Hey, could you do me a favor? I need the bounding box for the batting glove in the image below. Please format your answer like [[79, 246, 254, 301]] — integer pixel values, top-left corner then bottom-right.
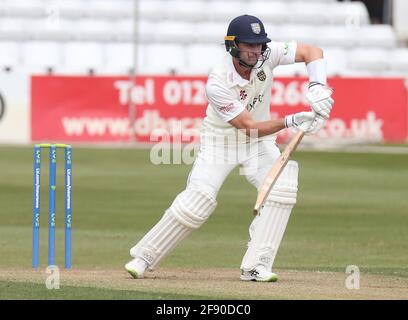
[[285, 111, 316, 135], [306, 82, 334, 119]]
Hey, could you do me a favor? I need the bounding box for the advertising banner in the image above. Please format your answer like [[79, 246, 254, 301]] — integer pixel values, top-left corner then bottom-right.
[[31, 76, 408, 144]]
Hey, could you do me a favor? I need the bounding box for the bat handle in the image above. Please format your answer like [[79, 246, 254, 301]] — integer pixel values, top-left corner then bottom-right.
[[253, 204, 261, 216]]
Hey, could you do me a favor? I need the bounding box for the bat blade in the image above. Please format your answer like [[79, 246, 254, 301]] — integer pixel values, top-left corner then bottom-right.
[[253, 130, 305, 215]]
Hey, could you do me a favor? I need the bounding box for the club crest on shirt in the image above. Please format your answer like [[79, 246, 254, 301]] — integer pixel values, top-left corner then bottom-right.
[[251, 23, 261, 34], [239, 90, 247, 100], [256, 69, 266, 81]]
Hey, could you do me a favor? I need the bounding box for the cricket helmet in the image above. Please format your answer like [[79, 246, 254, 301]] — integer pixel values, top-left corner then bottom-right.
[[224, 15, 271, 68]]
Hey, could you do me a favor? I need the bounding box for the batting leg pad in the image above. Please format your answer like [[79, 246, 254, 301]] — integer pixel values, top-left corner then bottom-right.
[[241, 160, 298, 271], [130, 188, 217, 269]]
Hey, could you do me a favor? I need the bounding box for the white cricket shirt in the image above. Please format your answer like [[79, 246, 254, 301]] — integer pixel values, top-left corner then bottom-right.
[[203, 41, 297, 139]]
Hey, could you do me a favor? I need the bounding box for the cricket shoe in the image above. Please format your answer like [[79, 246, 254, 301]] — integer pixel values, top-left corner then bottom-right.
[[125, 257, 148, 279], [240, 266, 278, 282]]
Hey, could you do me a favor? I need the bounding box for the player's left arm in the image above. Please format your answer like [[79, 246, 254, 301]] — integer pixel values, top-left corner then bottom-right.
[[295, 43, 324, 65], [295, 43, 335, 119]]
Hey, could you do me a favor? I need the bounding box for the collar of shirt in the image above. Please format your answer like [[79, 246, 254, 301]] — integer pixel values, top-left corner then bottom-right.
[[225, 54, 257, 89]]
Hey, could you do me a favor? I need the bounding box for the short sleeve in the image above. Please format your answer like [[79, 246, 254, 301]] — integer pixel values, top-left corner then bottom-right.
[[205, 75, 245, 122], [268, 41, 297, 68]]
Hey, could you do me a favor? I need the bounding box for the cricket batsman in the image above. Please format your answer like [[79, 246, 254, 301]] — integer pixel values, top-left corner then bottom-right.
[[126, 14, 334, 282]]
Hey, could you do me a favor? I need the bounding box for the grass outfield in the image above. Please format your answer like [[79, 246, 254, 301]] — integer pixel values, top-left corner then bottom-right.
[[0, 280, 211, 300], [0, 146, 407, 299]]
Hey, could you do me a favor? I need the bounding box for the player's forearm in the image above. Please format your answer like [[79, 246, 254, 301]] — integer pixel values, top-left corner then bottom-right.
[[240, 119, 286, 137], [295, 43, 327, 85], [229, 110, 286, 137]]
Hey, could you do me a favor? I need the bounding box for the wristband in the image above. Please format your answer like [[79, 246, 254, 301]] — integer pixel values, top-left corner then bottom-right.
[[284, 114, 294, 128], [307, 58, 327, 85]]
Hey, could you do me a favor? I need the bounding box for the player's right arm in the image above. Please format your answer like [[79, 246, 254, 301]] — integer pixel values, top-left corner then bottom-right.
[[229, 110, 320, 137], [205, 75, 315, 137], [228, 110, 285, 137]]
